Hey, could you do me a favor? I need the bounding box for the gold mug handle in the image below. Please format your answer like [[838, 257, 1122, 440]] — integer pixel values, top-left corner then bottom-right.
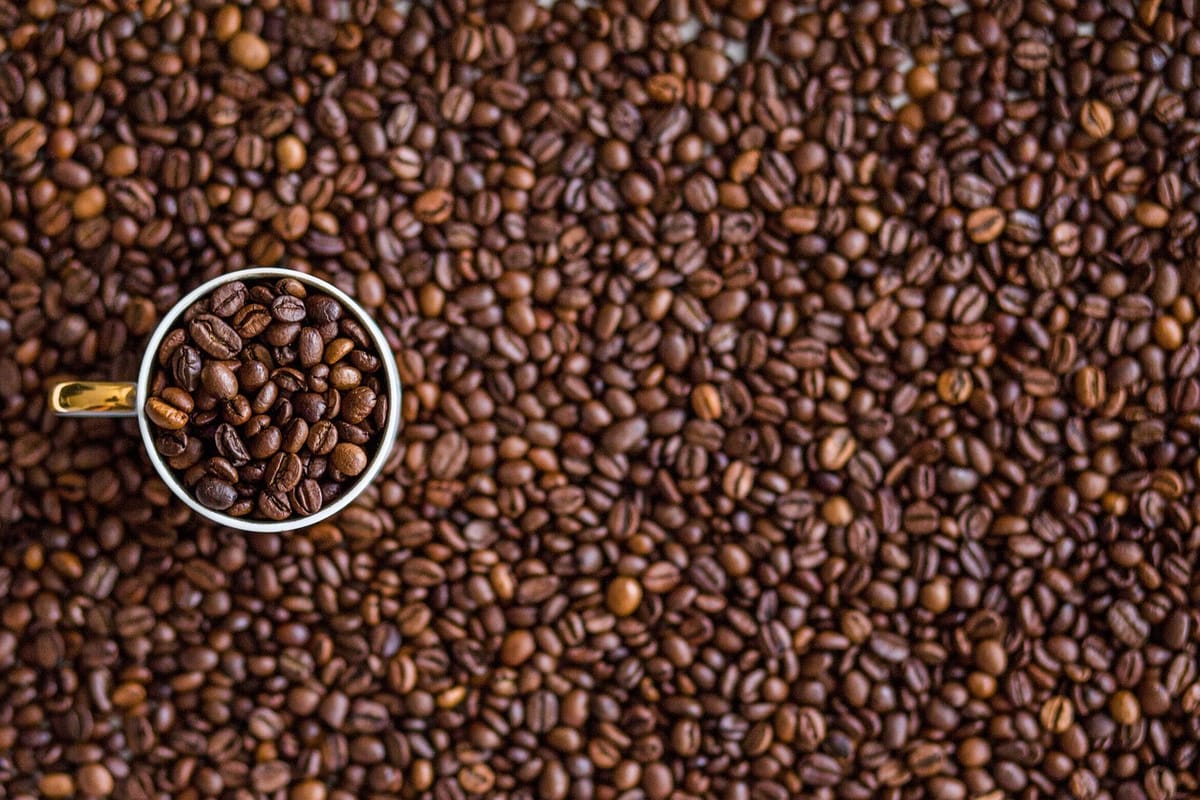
[[49, 381, 138, 416]]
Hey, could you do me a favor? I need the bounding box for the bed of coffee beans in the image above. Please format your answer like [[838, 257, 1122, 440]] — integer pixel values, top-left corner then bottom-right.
[[144, 278, 390, 521], [4, 0, 1200, 798]]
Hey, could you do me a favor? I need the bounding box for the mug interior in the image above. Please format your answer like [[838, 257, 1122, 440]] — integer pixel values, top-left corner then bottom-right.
[[136, 267, 402, 533]]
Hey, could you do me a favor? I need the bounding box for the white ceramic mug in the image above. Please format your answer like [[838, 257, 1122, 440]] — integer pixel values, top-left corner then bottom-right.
[[48, 267, 402, 533]]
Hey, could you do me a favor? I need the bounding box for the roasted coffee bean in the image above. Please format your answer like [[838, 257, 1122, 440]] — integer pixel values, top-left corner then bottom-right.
[[331, 443, 368, 476], [1040, 696, 1075, 733], [643, 562, 682, 594], [209, 281, 248, 317], [298, 327, 324, 367], [194, 477, 237, 511], [214, 424, 251, 466], [271, 294, 307, 323], [248, 426, 283, 460], [1075, 366, 1106, 409], [340, 386, 376, 424], [282, 418, 309, 454], [264, 321, 301, 347], [154, 430, 188, 457], [200, 361, 238, 400], [1108, 600, 1151, 648], [257, 490, 292, 521], [606, 576, 643, 616], [145, 397, 189, 430], [307, 420, 339, 455], [233, 304, 272, 338], [1080, 99, 1114, 138], [265, 452, 303, 493], [188, 314, 243, 359], [290, 478, 323, 516], [170, 345, 203, 392], [966, 207, 1005, 243], [293, 392, 328, 423], [1013, 39, 1051, 71]]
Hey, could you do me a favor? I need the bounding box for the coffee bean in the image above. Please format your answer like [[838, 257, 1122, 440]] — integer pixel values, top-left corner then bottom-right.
[[155, 430, 188, 458], [814, 428, 855, 473], [340, 385, 376, 424], [789, 706, 826, 752], [950, 176, 994, 212], [402, 558, 446, 588], [170, 345, 203, 391], [194, 477, 237, 511], [331, 443, 368, 476], [145, 397, 189, 430], [200, 361, 238, 400], [1013, 39, 1051, 71], [250, 761, 290, 793], [306, 294, 342, 322], [229, 31, 271, 71], [76, 764, 114, 796], [907, 742, 947, 778], [213, 423, 250, 466], [722, 460, 755, 499], [937, 368, 973, 405], [1080, 99, 1114, 138], [1109, 600, 1151, 648], [293, 391, 328, 423], [1027, 249, 1064, 290], [5, 118, 48, 164], [1075, 366, 1106, 409], [602, 417, 647, 453], [459, 764, 495, 794], [430, 431, 469, 480], [290, 478, 323, 516], [188, 314, 243, 359], [414, 188, 453, 223], [799, 754, 843, 786], [257, 490, 292, 521], [606, 576, 642, 616], [691, 383, 722, 420], [1111, 690, 1141, 725], [233, 304, 272, 338], [297, 327, 324, 367], [306, 420, 339, 455], [265, 452, 303, 493], [1040, 695, 1075, 733], [966, 206, 1005, 243], [642, 562, 681, 594], [37, 774, 74, 798], [210, 281, 247, 317], [264, 321, 301, 347], [248, 425, 283, 460], [500, 629, 535, 666], [271, 294, 307, 323]]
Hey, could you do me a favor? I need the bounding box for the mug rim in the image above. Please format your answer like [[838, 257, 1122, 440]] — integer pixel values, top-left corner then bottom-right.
[[136, 267, 402, 533]]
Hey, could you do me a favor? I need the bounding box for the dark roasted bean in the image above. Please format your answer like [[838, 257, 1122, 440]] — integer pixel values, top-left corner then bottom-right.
[[188, 314, 243, 359]]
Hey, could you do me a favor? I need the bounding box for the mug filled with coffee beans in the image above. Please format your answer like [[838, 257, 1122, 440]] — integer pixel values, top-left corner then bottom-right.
[[49, 268, 402, 533]]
